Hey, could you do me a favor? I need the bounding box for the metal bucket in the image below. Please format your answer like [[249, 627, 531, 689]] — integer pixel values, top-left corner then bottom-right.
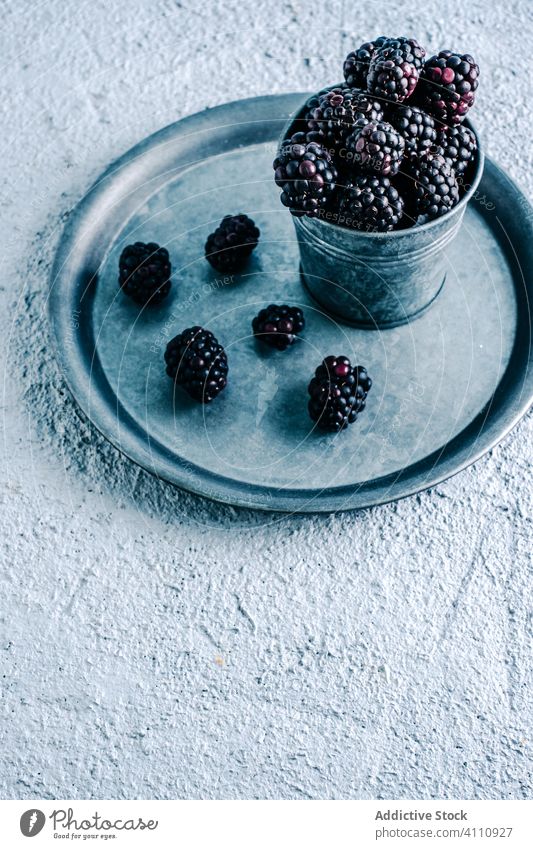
[[283, 95, 484, 328]]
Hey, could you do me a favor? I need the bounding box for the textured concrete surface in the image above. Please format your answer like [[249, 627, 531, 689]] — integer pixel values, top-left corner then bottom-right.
[[1, 0, 532, 800]]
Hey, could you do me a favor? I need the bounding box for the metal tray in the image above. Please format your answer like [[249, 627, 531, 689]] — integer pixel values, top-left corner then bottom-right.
[[49, 93, 533, 513]]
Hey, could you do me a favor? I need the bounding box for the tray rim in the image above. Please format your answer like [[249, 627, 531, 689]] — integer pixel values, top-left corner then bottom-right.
[[48, 93, 533, 513]]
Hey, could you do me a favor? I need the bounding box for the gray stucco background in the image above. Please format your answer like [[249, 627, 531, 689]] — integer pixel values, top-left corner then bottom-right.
[[1, 0, 532, 800]]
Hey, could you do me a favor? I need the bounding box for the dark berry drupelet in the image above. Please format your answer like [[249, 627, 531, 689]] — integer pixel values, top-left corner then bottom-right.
[[387, 104, 436, 158], [367, 37, 425, 104], [205, 214, 259, 273], [435, 125, 477, 175], [411, 154, 460, 223], [346, 120, 405, 176], [273, 139, 338, 217], [164, 326, 228, 403], [339, 174, 404, 232], [308, 356, 372, 432], [305, 86, 383, 149], [418, 51, 479, 125], [118, 242, 171, 305], [343, 37, 388, 89], [252, 305, 305, 351]]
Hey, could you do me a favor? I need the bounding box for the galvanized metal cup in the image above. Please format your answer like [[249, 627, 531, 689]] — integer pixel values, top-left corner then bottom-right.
[[282, 95, 484, 328]]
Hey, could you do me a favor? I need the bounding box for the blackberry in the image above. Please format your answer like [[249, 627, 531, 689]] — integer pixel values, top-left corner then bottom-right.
[[380, 37, 426, 70], [305, 86, 383, 150], [411, 154, 460, 223], [273, 139, 338, 217], [164, 326, 228, 403], [339, 174, 404, 232], [205, 214, 260, 273], [387, 104, 436, 158], [118, 242, 171, 305], [418, 51, 479, 125], [252, 304, 305, 350], [435, 125, 477, 175], [367, 37, 425, 103], [343, 37, 388, 89], [308, 356, 372, 432], [346, 120, 405, 176]]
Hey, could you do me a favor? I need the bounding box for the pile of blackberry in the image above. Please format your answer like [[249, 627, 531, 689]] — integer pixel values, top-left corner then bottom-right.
[[161, 315, 373, 436], [117, 39, 481, 434], [118, 234, 373, 430], [274, 36, 480, 228]]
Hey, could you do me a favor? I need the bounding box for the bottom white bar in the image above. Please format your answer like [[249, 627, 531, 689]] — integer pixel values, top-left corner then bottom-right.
[[2, 799, 531, 848]]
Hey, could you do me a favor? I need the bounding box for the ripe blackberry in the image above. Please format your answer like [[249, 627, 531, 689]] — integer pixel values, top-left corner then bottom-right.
[[343, 37, 388, 88], [305, 86, 383, 149], [339, 174, 404, 232], [346, 120, 405, 176], [252, 305, 305, 350], [387, 104, 436, 158], [164, 326, 228, 403], [273, 139, 338, 217], [435, 125, 477, 175], [308, 356, 372, 432], [381, 36, 426, 70], [205, 214, 259, 273], [418, 51, 479, 124], [367, 37, 425, 103], [118, 242, 171, 305], [411, 154, 460, 223]]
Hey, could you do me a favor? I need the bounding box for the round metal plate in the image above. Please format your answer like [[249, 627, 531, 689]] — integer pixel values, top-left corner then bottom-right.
[[49, 93, 533, 513]]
